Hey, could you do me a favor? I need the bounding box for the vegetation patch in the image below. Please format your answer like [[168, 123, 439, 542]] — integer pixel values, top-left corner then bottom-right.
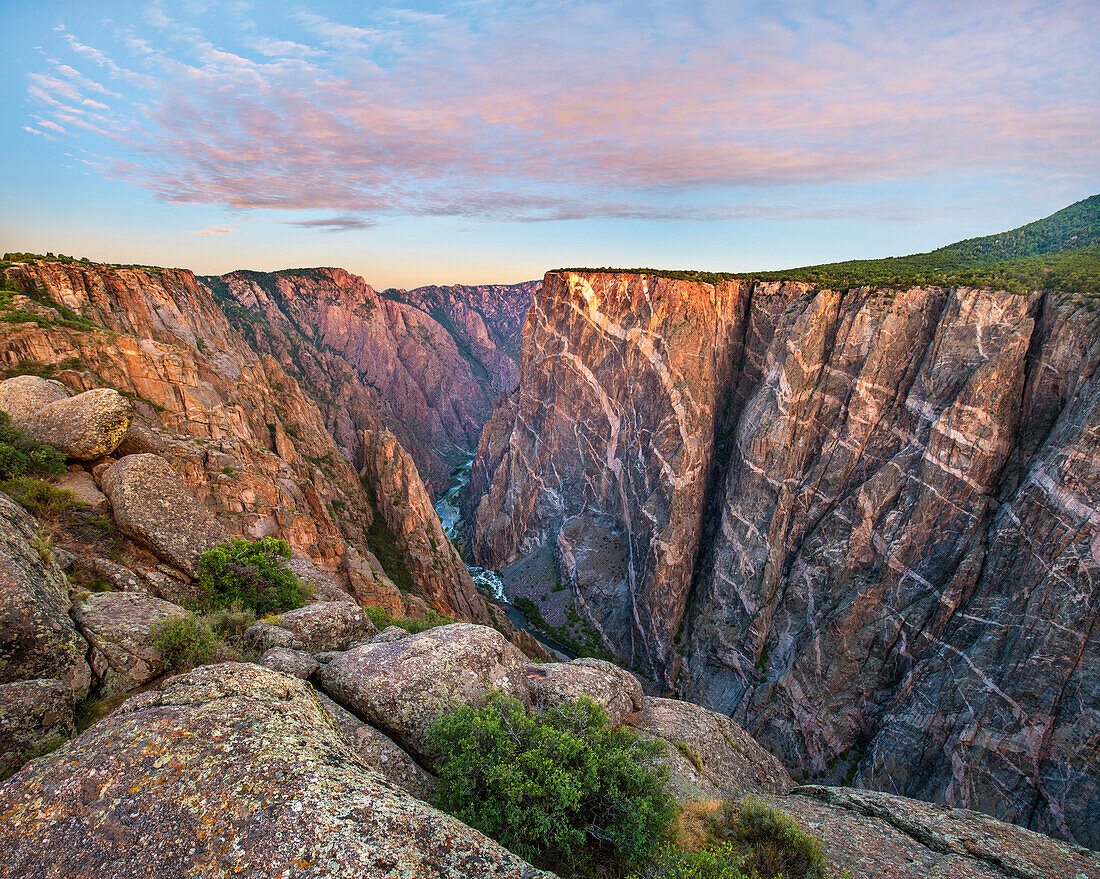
[[363, 604, 455, 634], [0, 413, 66, 481], [196, 537, 310, 615], [430, 692, 674, 877], [359, 475, 419, 595], [150, 613, 216, 669]]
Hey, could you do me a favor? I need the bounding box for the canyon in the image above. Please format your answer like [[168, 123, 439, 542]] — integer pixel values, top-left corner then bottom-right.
[[468, 197, 1100, 848], [0, 194, 1097, 873]]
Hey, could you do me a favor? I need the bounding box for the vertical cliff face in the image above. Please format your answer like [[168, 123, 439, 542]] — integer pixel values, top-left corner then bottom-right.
[[0, 260, 489, 623], [469, 269, 1100, 847], [203, 270, 537, 496]]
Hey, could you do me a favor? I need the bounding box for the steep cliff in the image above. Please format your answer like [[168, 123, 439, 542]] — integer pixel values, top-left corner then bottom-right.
[[203, 269, 537, 495], [0, 259, 488, 623], [469, 205, 1100, 847]]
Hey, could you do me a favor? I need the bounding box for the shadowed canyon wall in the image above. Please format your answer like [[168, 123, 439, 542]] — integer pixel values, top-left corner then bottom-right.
[[469, 270, 1100, 847]]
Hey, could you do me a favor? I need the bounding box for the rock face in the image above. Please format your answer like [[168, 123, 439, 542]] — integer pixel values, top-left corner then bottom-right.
[[0, 663, 555, 879], [470, 270, 1100, 848], [258, 646, 319, 679], [318, 623, 530, 761], [204, 269, 538, 495], [71, 592, 188, 698], [637, 697, 794, 803], [274, 601, 376, 653], [22, 388, 131, 460], [0, 680, 74, 780], [526, 658, 644, 727], [100, 453, 227, 576], [0, 492, 91, 700], [0, 375, 69, 423]]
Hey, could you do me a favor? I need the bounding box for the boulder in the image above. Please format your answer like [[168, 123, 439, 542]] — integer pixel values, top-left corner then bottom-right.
[[89, 558, 145, 593], [54, 470, 109, 514], [0, 679, 74, 780], [285, 556, 357, 605], [317, 692, 438, 802], [0, 663, 555, 879], [275, 601, 375, 653], [71, 592, 188, 698], [258, 647, 319, 680], [778, 786, 1100, 879], [100, 454, 226, 576], [318, 623, 530, 761], [526, 657, 644, 727], [23, 388, 131, 460], [0, 375, 69, 425], [0, 492, 91, 700], [243, 622, 305, 654], [114, 417, 165, 457], [637, 697, 794, 803], [372, 625, 413, 644]]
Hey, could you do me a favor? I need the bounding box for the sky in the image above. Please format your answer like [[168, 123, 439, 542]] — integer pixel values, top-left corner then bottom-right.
[[1, 0, 1098, 289]]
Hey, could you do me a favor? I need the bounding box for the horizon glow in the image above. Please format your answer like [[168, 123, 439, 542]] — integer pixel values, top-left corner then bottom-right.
[[2, 0, 1098, 289]]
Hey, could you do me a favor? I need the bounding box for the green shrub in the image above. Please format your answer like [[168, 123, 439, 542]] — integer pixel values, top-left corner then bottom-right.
[[204, 599, 256, 637], [635, 841, 747, 879], [429, 692, 674, 876], [727, 797, 826, 879], [0, 476, 83, 517], [363, 605, 455, 634], [196, 537, 309, 615], [150, 613, 216, 669], [0, 413, 66, 481]]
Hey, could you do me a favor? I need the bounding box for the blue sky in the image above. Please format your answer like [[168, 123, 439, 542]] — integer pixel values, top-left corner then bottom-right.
[[2, 0, 1098, 288]]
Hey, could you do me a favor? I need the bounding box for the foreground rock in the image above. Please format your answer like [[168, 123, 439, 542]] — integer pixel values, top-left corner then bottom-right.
[[780, 786, 1100, 879], [638, 697, 794, 803], [274, 601, 375, 653], [71, 592, 188, 698], [0, 492, 91, 699], [319, 623, 530, 761], [23, 388, 131, 460], [0, 375, 69, 424], [317, 692, 439, 802], [526, 657, 644, 726], [258, 647, 319, 679], [0, 679, 74, 780], [0, 663, 554, 879], [100, 453, 226, 576]]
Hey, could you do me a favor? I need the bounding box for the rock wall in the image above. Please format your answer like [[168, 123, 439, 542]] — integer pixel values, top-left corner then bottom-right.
[[470, 270, 1100, 848], [0, 260, 481, 620], [203, 269, 537, 495]]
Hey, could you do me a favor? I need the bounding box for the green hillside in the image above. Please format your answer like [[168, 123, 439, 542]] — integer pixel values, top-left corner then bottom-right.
[[559, 194, 1100, 295]]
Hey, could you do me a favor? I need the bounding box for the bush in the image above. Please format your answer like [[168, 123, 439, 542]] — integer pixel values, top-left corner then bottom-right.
[[0, 412, 66, 481], [429, 692, 674, 876], [728, 797, 825, 879], [363, 604, 455, 634], [0, 476, 83, 517], [196, 537, 309, 615], [150, 613, 216, 669]]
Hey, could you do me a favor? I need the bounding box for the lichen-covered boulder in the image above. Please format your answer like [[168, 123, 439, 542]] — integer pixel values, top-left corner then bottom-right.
[[525, 657, 644, 726], [0, 663, 556, 879], [100, 453, 226, 576], [22, 388, 131, 460], [372, 625, 413, 644], [114, 417, 165, 457], [286, 556, 357, 605], [275, 601, 376, 653], [0, 492, 91, 700], [0, 375, 69, 424], [71, 592, 188, 698], [638, 697, 794, 803], [318, 623, 530, 761], [243, 621, 306, 654], [778, 786, 1100, 879], [317, 692, 438, 802], [258, 647, 319, 680], [54, 469, 109, 514], [0, 679, 74, 780]]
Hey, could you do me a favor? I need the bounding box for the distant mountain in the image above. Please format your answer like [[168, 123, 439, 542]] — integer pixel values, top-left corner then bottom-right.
[[560, 193, 1100, 294]]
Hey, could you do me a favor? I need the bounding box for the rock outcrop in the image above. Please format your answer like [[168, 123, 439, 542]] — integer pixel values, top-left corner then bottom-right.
[[318, 623, 530, 761], [525, 657, 644, 726], [273, 601, 376, 653], [0, 663, 555, 879], [0, 375, 69, 423], [0, 492, 91, 700], [0, 679, 74, 780], [22, 388, 131, 460], [204, 269, 538, 495], [100, 453, 227, 577], [470, 270, 1100, 848]]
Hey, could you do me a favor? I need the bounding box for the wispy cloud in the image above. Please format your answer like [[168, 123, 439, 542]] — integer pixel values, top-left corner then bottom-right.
[[282, 215, 378, 232], [24, 0, 1100, 224], [187, 224, 238, 235]]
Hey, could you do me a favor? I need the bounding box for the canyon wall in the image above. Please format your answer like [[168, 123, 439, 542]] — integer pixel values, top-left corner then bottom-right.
[[470, 270, 1100, 847], [0, 260, 493, 624], [203, 270, 537, 496]]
